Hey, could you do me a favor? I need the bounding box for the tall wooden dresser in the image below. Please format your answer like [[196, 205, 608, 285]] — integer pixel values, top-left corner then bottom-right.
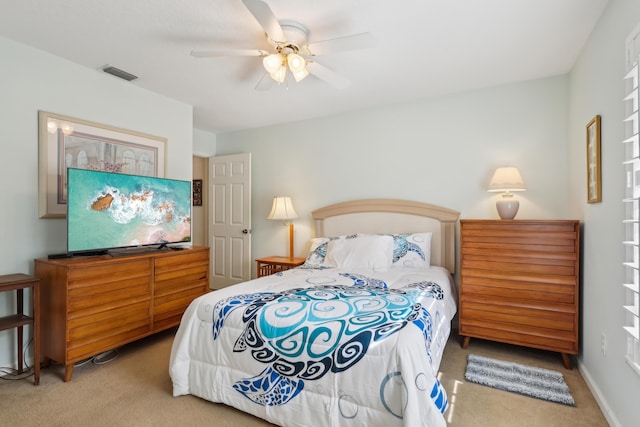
[[35, 246, 210, 381], [459, 220, 580, 368]]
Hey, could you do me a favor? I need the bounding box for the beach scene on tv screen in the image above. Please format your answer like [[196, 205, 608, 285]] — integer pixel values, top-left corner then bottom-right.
[[67, 169, 191, 252]]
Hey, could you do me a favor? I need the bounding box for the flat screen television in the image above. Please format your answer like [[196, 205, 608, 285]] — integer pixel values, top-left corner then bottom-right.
[[66, 168, 192, 255]]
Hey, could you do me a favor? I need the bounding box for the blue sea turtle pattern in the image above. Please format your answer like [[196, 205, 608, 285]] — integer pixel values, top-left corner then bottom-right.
[[211, 273, 448, 416], [391, 234, 426, 263], [299, 234, 359, 269]]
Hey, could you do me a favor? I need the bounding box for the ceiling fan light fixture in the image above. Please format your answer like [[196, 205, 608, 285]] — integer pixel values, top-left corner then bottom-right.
[[192, 1, 374, 91], [263, 53, 283, 74]]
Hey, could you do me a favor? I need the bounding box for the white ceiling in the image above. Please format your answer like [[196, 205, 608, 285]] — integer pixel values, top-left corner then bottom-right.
[[0, 0, 608, 134]]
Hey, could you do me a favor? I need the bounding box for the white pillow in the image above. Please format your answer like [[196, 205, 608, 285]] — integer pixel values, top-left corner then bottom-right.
[[390, 232, 432, 269], [325, 234, 394, 271], [303, 234, 358, 268], [303, 237, 331, 267]]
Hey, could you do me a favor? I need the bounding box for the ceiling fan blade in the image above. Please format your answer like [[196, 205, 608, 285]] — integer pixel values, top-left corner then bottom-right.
[[255, 72, 275, 91], [191, 49, 267, 58], [306, 32, 376, 56], [242, 0, 286, 44], [306, 61, 351, 90]]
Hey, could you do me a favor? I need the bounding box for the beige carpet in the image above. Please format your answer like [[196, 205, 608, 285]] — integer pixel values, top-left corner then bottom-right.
[[438, 333, 608, 426], [0, 328, 608, 426]]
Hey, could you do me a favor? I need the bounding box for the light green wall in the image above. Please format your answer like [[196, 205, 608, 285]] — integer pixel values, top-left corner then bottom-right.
[[217, 76, 571, 261], [568, 1, 640, 426], [0, 36, 193, 368], [193, 128, 216, 157]]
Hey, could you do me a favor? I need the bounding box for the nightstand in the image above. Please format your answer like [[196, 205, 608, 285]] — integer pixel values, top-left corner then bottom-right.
[[256, 256, 306, 277]]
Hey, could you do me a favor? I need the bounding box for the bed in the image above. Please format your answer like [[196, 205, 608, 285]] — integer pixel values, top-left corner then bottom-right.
[[170, 199, 460, 426]]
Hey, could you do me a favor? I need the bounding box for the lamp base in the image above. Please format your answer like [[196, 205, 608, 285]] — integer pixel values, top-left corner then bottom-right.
[[496, 198, 520, 220], [288, 223, 295, 259]]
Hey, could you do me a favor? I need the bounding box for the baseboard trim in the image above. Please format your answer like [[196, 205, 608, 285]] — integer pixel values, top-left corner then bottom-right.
[[577, 359, 618, 427]]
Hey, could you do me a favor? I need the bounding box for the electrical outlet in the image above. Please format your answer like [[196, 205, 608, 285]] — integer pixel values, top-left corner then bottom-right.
[[601, 332, 607, 356]]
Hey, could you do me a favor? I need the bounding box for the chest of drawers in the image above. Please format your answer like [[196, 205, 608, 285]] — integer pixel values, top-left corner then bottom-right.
[[459, 220, 580, 368]]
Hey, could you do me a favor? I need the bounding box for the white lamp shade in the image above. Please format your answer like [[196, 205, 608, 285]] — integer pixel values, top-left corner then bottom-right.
[[268, 196, 298, 220], [269, 65, 287, 83], [287, 53, 306, 73], [263, 54, 283, 74], [488, 167, 526, 192], [291, 67, 309, 82]]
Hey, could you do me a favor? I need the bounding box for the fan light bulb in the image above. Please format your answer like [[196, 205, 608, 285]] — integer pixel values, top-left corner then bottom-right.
[[287, 53, 306, 73], [263, 54, 283, 74], [270, 65, 287, 83], [292, 67, 309, 82]]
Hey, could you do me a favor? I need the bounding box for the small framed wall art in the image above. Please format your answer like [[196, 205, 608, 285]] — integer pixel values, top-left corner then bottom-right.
[[192, 179, 203, 206], [586, 114, 602, 203]]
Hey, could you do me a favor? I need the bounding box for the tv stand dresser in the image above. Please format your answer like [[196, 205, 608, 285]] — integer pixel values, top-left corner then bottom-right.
[[34, 246, 209, 381]]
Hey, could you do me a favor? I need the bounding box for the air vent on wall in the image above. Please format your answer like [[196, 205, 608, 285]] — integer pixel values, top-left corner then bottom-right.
[[102, 65, 138, 81]]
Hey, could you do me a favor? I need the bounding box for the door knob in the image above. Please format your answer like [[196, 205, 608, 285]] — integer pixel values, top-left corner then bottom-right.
[[242, 229, 251, 234]]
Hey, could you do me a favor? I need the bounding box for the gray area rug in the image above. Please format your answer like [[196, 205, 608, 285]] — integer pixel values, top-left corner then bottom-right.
[[465, 354, 576, 406]]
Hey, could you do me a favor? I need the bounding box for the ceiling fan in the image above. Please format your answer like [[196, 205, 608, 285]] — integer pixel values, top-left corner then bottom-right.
[[190, 0, 376, 90]]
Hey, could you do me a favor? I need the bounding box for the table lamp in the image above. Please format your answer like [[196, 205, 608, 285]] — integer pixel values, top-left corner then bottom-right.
[[267, 196, 298, 258], [488, 167, 526, 219]]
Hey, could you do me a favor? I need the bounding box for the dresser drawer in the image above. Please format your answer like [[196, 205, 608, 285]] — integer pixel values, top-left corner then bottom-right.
[[460, 300, 575, 331], [461, 276, 576, 304], [155, 249, 209, 274], [461, 221, 578, 236], [154, 266, 208, 296], [67, 321, 152, 361], [68, 301, 151, 342], [67, 259, 151, 287], [67, 259, 151, 311], [155, 251, 208, 293], [68, 278, 150, 313], [460, 322, 578, 353], [153, 287, 207, 330], [153, 248, 209, 330]]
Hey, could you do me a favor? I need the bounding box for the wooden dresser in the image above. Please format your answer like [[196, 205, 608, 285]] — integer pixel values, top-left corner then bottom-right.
[[459, 220, 580, 368], [34, 246, 209, 381]]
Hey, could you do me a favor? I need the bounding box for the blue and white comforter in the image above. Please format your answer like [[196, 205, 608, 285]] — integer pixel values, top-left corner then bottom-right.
[[170, 266, 456, 427]]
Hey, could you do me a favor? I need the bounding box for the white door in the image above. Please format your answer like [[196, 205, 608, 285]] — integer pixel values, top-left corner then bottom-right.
[[209, 153, 251, 289]]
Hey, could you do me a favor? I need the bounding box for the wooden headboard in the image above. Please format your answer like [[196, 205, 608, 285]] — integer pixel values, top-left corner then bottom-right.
[[311, 199, 460, 274]]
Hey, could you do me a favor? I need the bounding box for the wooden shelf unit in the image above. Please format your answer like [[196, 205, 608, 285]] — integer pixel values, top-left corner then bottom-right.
[[459, 220, 580, 368], [34, 246, 209, 381], [0, 274, 40, 385]]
